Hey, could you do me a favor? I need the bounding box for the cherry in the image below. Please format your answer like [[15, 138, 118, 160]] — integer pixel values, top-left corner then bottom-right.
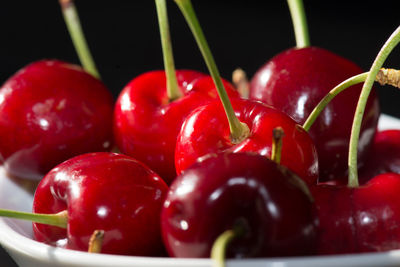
[[0, 0, 112, 180], [301, 67, 400, 185], [27, 152, 168, 255], [0, 60, 114, 180], [310, 26, 400, 255], [113, 71, 238, 184], [359, 130, 400, 184], [311, 173, 400, 254], [172, 0, 318, 184], [113, 0, 239, 184], [351, 173, 400, 252], [249, 1, 380, 182], [176, 98, 318, 184], [250, 47, 379, 182], [309, 184, 354, 254], [162, 152, 318, 258]]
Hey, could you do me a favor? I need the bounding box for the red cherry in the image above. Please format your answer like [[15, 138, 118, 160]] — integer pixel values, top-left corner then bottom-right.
[[311, 173, 400, 254], [310, 184, 355, 254], [0, 60, 114, 180], [113, 70, 239, 184], [249, 47, 380, 181], [162, 152, 318, 258], [359, 130, 400, 184], [175, 98, 318, 185], [32, 152, 168, 256]]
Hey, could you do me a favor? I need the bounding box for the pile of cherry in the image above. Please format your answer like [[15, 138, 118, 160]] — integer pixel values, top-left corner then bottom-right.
[[2, 0, 400, 262]]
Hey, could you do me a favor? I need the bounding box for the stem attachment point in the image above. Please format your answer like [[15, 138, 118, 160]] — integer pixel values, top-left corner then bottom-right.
[[155, 0, 182, 101], [230, 121, 250, 145], [88, 230, 105, 253], [174, 0, 246, 143], [271, 127, 285, 164]]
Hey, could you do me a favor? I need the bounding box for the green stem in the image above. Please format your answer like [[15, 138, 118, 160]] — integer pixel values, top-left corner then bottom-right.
[[59, 0, 100, 78], [174, 0, 249, 143], [211, 229, 235, 267], [303, 68, 400, 131], [211, 219, 246, 267], [155, 0, 181, 101], [0, 209, 68, 229], [303, 73, 368, 131], [271, 127, 284, 164], [287, 0, 310, 48], [348, 26, 400, 188]]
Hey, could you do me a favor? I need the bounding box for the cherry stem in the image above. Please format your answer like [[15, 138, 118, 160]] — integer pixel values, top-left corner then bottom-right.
[[0, 209, 68, 229], [211, 221, 245, 267], [303, 73, 368, 131], [271, 127, 284, 164], [211, 230, 235, 267], [287, 0, 310, 48], [155, 0, 182, 101], [376, 68, 400, 88], [174, 0, 249, 143], [348, 26, 400, 188], [232, 68, 249, 99], [88, 230, 105, 253], [59, 0, 100, 79], [303, 68, 400, 131]]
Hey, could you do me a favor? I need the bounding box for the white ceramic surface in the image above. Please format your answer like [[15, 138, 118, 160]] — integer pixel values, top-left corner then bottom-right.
[[1, 114, 400, 267]]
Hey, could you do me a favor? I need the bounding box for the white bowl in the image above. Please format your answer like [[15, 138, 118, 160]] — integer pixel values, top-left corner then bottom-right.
[[2, 114, 400, 267]]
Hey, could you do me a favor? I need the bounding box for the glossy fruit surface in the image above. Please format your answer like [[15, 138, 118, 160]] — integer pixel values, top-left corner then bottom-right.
[[311, 173, 400, 254], [113, 70, 239, 184], [0, 60, 114, 180], [359, 130, 400, 184], [33, 152, 168, 256], [310, 184, 355, 254], [162, 152, 318, 258], [175, 98, 318, 185], [250, 47, 380, 181]]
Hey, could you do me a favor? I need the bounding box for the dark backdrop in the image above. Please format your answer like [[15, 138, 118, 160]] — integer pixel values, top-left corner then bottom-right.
[[1, 1, 400, 266], [1, 1, 400, 114]]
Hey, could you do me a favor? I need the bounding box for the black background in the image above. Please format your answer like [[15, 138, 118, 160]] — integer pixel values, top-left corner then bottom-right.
[[1, 1, 400, 266], [1, 1, 400, 115]]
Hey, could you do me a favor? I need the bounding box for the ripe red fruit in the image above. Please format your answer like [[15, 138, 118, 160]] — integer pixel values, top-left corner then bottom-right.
[[33, 152, 168, 256], [359, 130, 400, 184], [250, 47, 380, 181], [0, 60, 114, 180], [175, 98, 318, 185], [311, 173, 400, 254], [310, 184, 354, 254], [113, 70, 239, 184], [162, 152, 318, 258]]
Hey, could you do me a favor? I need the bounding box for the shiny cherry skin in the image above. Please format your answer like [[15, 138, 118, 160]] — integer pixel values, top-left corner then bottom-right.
[[0, 60, 114, 180], [311, 173, 400, 254], [162, 152, 318, 258], [359, 130, 400, 184], [250, 47, 380, 182], [310, 184, 355, 254], [33, 152, 168, 256], [113, 70, 239, 184], [175, 98, 318, 185]]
